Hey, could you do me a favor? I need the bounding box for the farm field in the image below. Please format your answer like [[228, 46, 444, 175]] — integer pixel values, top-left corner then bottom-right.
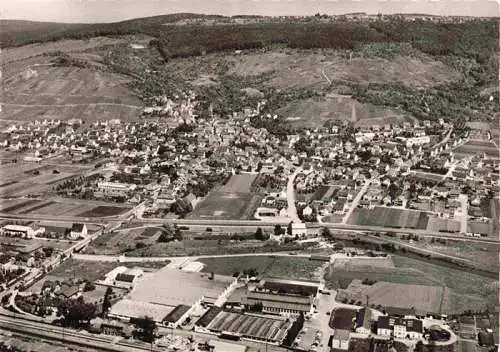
[[467, 220, 493, 236], [347, 207, 429, 229], [337, 279, 445, 314], [426, 217, 461, 233], [3, 49, 141, 121], [2, 37, 130, 63], [219, 173, 258, 193], [310, 185, 340, 202], [416, 240, 499, 271], [325, 255, 498, 314], [454, 140, 500, 159], [199, 255, 324, 281], [86, 230, 288, 257], [321, 214, 345, 223], [189, 191, 263, 220], [277, 95, 408, 128], [0, 161, 94, 197], [87, 227, 164, 254], [225, 50, 459, 89], [77, 205, 130, 217]]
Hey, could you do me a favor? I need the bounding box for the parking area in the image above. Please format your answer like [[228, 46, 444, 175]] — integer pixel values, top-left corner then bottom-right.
[[295, 291, 335, 352]]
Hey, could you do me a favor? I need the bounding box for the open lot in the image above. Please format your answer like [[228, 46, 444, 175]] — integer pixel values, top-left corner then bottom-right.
[[454, 140, 500, 159], [337, 279, 445, 314], [347, 207, 429, 229], [189, 191, 263, 220], [30, 258, 170, 293], [88, 227, 163, 254], [325, 255, 498, 314], [199, 255, 325, 281], [220, 173, 258, 193]]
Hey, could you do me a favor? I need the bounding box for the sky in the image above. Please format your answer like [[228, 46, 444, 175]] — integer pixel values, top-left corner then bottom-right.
[[1, 0, 498, 23]]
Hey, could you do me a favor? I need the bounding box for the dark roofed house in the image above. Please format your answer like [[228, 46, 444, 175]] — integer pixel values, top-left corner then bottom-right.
[[355, 308, 372, 334], [57, 284, 81, 299], [385, 306, 416, 317], [70, 223, 87, 240], [260, 278, 319, 297], [330, 308, 356, 330], [478, 331, 495, 347], [195, 306, 222, 328], [163, 304, 191, 328], [114, 273, 135, 289], [115, 273, 135, 283], [243, 290, 313, 315]]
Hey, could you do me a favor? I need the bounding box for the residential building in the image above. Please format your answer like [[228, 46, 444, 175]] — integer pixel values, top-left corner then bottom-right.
[[69, 223, 87, 240]]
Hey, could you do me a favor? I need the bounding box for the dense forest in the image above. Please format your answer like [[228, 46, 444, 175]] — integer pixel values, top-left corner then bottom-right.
[[2, 16, 497, 66]]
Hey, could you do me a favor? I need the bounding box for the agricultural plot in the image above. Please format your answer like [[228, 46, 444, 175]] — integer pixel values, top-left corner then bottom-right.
[[0, 162, 93, 197], [77, 205, 130, 217], [347, 207, 429, 229], [48, 259, 120, 283], [219, 173, 258, 193], [200, 256, 324, 280], [337, 280, 445, 314], [454, 140, 500, 159], [3, 55, 141, 122], [189, 191, 262, 220], [467, 221, 493, 236], [278, 95, 408, 128], [326, 255, 498, 314], [426, 217, 461, 233], [332, 257, 396, 271], [2, 37, 129, 63], [310, 185, 340, 202], [0, 199, 40, 213]]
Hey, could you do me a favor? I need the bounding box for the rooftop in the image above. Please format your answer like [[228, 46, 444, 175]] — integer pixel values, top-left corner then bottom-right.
[[110, 299, 174, 322], [128, 267, 235, 307]]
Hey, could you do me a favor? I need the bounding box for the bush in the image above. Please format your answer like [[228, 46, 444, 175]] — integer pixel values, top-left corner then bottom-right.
[[135, 242, 147, 249]]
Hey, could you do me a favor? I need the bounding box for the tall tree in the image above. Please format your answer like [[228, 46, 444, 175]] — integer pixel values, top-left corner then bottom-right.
[[131, 316, 157, 343]]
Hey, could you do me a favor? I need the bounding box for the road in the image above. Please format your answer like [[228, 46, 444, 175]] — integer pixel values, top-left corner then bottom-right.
[[341, 179, 371, 224], [434, 127, 454, 149], [287, 167, 302, 223], [0, 214, 497, 245], [73, 251, 314, 263]]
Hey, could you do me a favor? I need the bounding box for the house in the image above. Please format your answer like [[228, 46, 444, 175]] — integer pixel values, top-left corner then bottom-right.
[[355, 308, 372, 334], [302, 206, 313, 217], [331, 329, 350, 350], [57, 284, 81, 299], [113, 268, 144, 289], [291, 222, 307, 237], [377, 315, 423, 340], [70, 223, 87, 240], [1, 224, 42, 239]]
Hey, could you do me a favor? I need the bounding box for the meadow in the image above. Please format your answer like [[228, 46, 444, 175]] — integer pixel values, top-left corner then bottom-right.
[[347, 207, 429, 229], [325, 255, 499, 314]]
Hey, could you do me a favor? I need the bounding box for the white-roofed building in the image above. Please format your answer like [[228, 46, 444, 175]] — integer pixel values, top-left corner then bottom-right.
[[109, 299, 174, 323], [1, 224, 44, 239]]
